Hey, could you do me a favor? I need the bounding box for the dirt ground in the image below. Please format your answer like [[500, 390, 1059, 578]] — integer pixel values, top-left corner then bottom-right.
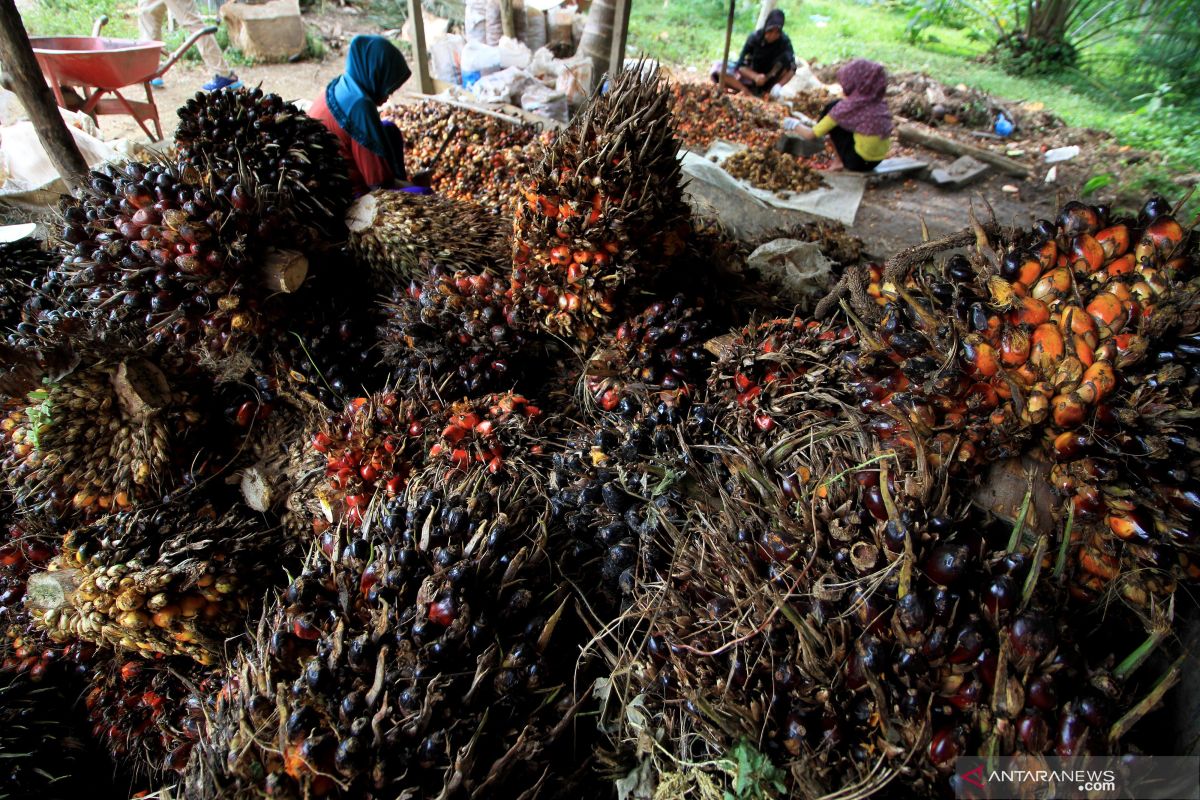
[[38, 7, 1058, 259]]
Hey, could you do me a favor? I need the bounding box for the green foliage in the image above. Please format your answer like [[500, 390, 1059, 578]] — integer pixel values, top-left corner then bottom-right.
[[1081, 173, 1114, 196], [719, 740, 787, 800], [25, 388, 51, 451]]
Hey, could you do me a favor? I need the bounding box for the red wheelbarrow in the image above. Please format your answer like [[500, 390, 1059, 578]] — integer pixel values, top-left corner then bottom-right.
[[29, 16, 217, 141]]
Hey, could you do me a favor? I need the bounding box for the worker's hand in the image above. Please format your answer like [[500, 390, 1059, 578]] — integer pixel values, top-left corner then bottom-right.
[[410, 169, 434, 189], [753, 73, 767, 86]]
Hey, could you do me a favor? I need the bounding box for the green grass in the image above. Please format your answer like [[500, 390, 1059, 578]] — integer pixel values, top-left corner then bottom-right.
[[629, 0, 1200, 211]]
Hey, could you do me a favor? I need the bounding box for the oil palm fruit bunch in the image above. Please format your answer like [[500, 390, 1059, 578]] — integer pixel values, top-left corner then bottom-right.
[[583, 294, 714, 411], [175, 86, 352, 243], [183, 456, 601, 799], [346, 190, 512, 289], [34, 496, 292, 664], [0, 352, 212, 522], [0, 666, 108, 799], [511, 67, 691, 342], [55, 160, 291, 361], [0, 237, 56, 338], [382, 101, 545, 215], [83, 652, 217, 780], [379, 266, 530, 399]]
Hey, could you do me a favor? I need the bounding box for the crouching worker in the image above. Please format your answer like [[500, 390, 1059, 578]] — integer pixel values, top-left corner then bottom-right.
[[795, 59, 893, 172], [307, 35, 433, 196], [712, 9, 796, 101]]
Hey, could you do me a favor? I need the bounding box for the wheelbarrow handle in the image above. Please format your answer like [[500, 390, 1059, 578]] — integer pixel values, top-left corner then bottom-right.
[[156, 25, 219, 78], [92, 15, 109, 37]]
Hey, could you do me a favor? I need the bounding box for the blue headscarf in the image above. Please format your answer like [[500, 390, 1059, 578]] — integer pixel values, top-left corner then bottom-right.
[[326, 35, 412, 179]]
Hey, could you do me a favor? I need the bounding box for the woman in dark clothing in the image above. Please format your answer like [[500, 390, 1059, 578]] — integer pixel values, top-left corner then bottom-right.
[[308, 35, 432, 196], [795, 59, 893, 172], [712, 9, 796, 99]]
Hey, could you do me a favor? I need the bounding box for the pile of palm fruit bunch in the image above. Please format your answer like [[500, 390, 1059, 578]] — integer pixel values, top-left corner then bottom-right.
[[510, 67, 693, 342], [382, 100, 548, 215], [723, 146, 828, 194], [179, 390, 609, 799], [2, 62, 1198, 800], [671, 82, 787, 151], [583, 194, 1199, 797]]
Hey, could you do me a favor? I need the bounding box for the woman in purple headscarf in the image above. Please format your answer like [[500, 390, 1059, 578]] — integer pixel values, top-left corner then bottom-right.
[[797, 59, 893, 172]]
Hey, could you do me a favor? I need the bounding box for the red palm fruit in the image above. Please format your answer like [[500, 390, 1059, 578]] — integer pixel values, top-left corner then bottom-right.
[[1017, 256, 1044, 286], [1059, 304, 1098, 342], [1095, 224, 1130, 258], [1034, 238, 1058, 270], [1000, 326, 1031, 367], [1052, 392, 1087, 428], [1107, 510, 1152, 542], [1030, 323, 1065, 372], [1103, 253, 1136, 278], [1075, 362, 1115, 404], [1070, 335, 1096, 368], [1010, 296, 1051, 327], [1070, 234, 1105, 274], [1135, 217, 1185, 263], [963, 336, 1000, 377], [1031, 266, 1072, 302], [1058, 201, 1100, 237], [1086, 292, 1126, 336]]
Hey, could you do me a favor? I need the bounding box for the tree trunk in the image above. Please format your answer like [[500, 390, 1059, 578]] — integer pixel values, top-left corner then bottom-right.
[[0, 0, 89, 194], [499, 0, 515, 39], [577, 0, 615, 81], [755, 0, 777, 31]]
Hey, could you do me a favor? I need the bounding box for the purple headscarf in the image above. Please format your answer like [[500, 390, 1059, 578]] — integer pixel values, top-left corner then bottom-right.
[[830, 59, 893, 138]]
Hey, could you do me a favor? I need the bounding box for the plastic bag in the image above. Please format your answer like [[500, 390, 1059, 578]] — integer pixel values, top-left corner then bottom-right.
[[1, 119, 118, 206], [497, 36, 532, 69], [555, 55, 593, 106], [430, 34, 465, 85], [529, 46, 560, 80], [470, 66, 534, 104], [485, 0, 503, 45], [464, 0, 488, 42], [461, 41, 504, 76], [746, 239, 833, 309], [521, 84, 568, 123]]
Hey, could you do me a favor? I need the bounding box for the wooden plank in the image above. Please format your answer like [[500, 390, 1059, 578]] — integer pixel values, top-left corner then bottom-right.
[[609, 0, 630, 78], [0, 0, 89, 194], [406, 0, 434, 95], [897, 123, 1029, 179]]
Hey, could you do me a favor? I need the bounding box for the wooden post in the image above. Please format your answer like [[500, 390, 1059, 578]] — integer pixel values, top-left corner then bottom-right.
[[719, 0, 736, 94], [499, 0, 515, 39], [897, 124, 1030, 178], [0, 0, 89, 194], [608, 0, 629, 78], [406, 0, 434, 95]]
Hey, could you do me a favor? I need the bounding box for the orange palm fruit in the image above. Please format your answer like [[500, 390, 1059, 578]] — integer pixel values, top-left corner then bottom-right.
[[1095, 224, 1130, 258], [1030, 323, 1065, 371], [1085, 291, 1126, 336], [1070, 233, 1105, 274], [1135, 216, 1185, 263], [1052, 392, 1087, 428], [1075, 362, 1115, 404], [963, 335, 1000, 377], [1101, 253, 1136, 278], [1031, 266, 1072, 302], [1000, 326, 1032, 367], [1010, 296, 1050, 327]]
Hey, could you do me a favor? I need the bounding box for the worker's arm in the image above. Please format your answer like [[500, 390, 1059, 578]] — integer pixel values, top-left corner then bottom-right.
[[811, 115, 837, 137], [351, 139, 396, 190]]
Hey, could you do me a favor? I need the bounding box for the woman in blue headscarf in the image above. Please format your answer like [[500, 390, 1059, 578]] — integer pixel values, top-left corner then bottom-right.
[[309, 35, 430, 195]]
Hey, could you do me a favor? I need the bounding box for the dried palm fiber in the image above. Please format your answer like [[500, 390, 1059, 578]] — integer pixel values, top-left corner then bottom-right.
[[175, 87, 353, 245], [510, 64, 692, 342], [382, 101, 546, 215], [54, 158, 307, 365], [31, 494, 295, 665], [582, 294, 715, 413], [83, 651, 219, 781], [346, 190, 512, 290], [0, 345, 217, 523], [181, 419, 606, 799], [379, 266, 533, 401]]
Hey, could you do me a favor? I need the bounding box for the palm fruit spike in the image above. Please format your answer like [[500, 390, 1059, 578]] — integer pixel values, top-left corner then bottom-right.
[[381, 101, 545, 214], [174, 86, 353, 243], [0, 354, 209, 521], [183, 451, 600, 799], [583, 294, 714, 412], [379, 266, 529, 400], [54, 159, 298, 362], [31, 497, 293, 665], [84, 652, 217, 779], [510, 64, 691, 342], [346, 190, 512, 288]]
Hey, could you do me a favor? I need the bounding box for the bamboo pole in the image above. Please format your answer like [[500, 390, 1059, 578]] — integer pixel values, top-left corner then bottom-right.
[[719, 0, 736, 95], [0, 0, 89, 194]]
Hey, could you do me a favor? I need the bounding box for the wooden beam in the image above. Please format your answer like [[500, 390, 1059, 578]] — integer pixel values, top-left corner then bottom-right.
[[897, 124, 1030, 178], [406, 0, 434, 95], [719, 0, 736, 95], [0, 0, 89, 194], [608, 0, 630, 78]]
